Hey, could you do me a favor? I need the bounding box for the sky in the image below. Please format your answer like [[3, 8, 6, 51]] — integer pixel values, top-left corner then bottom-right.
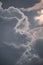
[[0, 0, 43, 65]]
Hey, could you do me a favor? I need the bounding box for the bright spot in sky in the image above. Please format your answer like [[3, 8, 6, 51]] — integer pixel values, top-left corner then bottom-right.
[[34, 10, 43, 25]]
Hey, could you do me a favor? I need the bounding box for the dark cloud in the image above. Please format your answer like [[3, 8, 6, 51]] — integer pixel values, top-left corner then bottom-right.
[[33, 39, 43, 58], [25, 57, 43, 65], [1, 0, 40, 8], [0, 42, 25, 65], [0, 17, 18, 42], [0, 18, 27, 45], [19, 39, 43, 65]]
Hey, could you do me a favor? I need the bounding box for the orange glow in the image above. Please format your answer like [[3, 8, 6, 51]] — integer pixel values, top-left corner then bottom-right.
[[34, 10, 43, 25]]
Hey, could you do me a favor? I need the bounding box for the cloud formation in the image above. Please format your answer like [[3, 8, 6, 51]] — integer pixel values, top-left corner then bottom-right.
[[20, 0, 43, 11], [0, 1, 30, 35], [1, 0, 40, 8], [14, 16, 30, 35], [0, 1, 43, 65], [34, 9, 43, 25], [16, 27, 43, 65]]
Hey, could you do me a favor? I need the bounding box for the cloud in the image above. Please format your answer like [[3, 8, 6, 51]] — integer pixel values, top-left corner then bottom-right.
[[0, 1, 43, 65], [16, 27, 43, 65], [0, 1, 2, 7], [3, 41, 29, 49], [0, 1, 30, 35], [20, 0, 43, 11], [0, 2, 31, 51], [0, 42, 24, 65], [33, 39, 43, 58], [28, 0, 43, 11], [14, 16, 30, 35], [34, 9, 43, 25], [0, 6, 24, 19], [1, 0, 40, 8]]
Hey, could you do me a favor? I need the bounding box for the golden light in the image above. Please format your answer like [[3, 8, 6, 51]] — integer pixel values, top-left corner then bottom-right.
[[34, 10, 43, 25]]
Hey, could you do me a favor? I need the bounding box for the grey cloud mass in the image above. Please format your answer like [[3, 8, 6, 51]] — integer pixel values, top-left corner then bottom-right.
[[1, 0, 40, 8], [0, 0, 43, 65]]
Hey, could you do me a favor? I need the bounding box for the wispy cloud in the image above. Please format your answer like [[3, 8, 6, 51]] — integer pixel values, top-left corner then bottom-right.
[[16, 27, 43, 65], [20, 0, 43, 11], [0, 1, 30, 35]]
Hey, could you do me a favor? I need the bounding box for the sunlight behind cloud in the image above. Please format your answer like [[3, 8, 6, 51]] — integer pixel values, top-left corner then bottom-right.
[[34, 9, 43, 25]]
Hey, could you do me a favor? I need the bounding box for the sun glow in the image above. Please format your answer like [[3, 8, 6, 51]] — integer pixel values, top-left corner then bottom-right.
[[34, 10, 43, 25]]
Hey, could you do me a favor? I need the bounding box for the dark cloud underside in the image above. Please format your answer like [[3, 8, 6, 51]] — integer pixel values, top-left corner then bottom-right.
[[1, 0, 40, 8], [33, 39, 43, 58], [0, 43, 24, 65]]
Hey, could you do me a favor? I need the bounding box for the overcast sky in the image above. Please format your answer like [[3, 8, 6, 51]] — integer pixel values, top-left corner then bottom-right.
[[0, 0, 43, 65]]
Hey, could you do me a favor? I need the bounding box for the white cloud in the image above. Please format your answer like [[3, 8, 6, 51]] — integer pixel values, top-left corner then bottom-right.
[[34, 9, 43, 25]]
